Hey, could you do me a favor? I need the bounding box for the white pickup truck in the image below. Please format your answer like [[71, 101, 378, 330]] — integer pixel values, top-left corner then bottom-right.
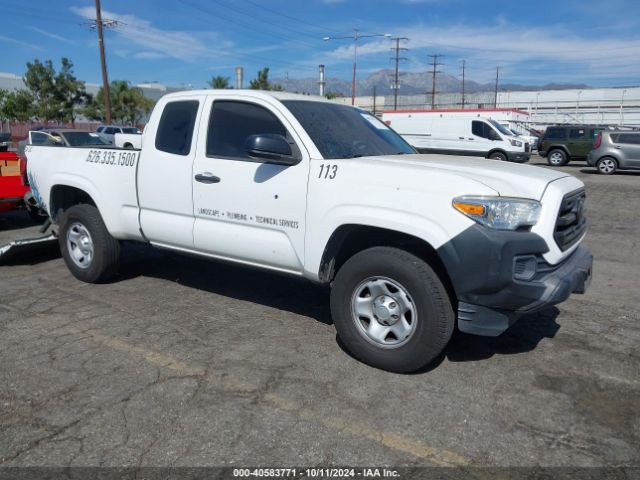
[[25, 90, 592, 373]]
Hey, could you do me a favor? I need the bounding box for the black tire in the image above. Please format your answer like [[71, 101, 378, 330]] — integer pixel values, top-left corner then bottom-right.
[[596, 157, 617, 175], [330, 247, 454, 373], [488, 151, 507, 162], [547, 148, 568, 166], [59, 204, 120, 283]]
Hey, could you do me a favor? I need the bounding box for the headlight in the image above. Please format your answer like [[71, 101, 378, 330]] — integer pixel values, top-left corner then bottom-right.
[[452, 196, 541, 230], [509, 139, 523, 147]]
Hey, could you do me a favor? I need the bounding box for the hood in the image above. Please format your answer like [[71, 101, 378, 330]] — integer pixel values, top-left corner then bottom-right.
[[360, 154, 569, 200]]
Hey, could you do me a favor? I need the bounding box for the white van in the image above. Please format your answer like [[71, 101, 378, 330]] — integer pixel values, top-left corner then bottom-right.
[[382, 112, 530, 163]]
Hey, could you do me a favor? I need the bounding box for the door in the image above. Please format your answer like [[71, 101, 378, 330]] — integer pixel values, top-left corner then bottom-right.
[[568, 128, 590, 157], [616, 133, 640, 168], [470, 120, 495, 156], [192, 97, 309, 272], [138, 98, 203, 248]]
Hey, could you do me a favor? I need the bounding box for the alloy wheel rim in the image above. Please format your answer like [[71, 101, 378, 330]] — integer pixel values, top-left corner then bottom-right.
[[599, 159, 615, 173], [66, 222, 94, 269], [350, 276, 417, 349], [550, 152, 564, 164]]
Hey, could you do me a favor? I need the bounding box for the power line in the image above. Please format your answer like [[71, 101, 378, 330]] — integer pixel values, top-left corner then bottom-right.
[[428, 54, 443, 109], [179, 0, 319, 49], [241, 0, 342, 37], [390, 37, 409, 110]]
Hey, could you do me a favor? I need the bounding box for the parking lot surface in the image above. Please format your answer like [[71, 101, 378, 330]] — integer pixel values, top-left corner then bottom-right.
[[0, 157, 639, 468]]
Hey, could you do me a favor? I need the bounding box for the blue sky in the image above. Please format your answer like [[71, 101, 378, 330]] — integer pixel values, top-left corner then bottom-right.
[[1, 0, 640, 88]]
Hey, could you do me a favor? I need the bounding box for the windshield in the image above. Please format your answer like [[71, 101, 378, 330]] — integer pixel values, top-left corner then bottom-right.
[[282, 100, 415, 159], [62, 132, 110, 147], [489, 120, 513, 136], [122, 127, 141, 134]]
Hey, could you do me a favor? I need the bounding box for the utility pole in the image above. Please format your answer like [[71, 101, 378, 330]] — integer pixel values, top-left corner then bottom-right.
[[94, 0, 111, 124], [372, 85, 377, 115], [390, 37, 409, 110], [87, 1, 124, 124], [494, 66, 500, 108], [460, 60, 466, 109], [323, 31, 391, 106], [428, 54, 443, 110]]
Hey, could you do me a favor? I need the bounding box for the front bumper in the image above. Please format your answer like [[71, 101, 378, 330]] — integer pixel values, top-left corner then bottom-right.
[[437, 225, 593, 336], [506, 151, 530, 163]]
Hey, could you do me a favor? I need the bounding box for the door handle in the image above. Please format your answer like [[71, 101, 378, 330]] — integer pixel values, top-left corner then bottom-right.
[[614, 146, 621, 149], [195, 173, 221, 184], [468, 138, 474, 140], [459, 137, 465, 139]]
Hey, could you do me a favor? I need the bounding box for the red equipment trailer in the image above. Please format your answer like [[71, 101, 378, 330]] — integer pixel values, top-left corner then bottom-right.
[[0, 151, 29, 213]]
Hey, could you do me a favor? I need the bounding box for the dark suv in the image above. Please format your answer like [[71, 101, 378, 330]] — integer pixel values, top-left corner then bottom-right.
[[539, 125, 604, 166]]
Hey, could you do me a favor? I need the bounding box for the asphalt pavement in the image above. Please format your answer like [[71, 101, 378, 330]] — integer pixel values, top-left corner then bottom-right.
[[0, 157, 638, 469]]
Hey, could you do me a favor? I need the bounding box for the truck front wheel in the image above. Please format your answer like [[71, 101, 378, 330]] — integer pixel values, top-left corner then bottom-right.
[[59, 204, 121, 283], [330, 247, 454, 373]]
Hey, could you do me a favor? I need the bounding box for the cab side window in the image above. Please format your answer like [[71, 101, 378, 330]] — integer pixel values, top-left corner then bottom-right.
[[155, 100, 199, 156], [207, 101, 296, 160], [570, 129, 586, 139], [472, 121, 491, 139], [545, 127, 566, 140]]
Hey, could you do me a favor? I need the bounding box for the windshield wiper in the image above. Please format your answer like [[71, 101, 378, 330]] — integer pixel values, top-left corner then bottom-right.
[[342, 153, 363, 158]]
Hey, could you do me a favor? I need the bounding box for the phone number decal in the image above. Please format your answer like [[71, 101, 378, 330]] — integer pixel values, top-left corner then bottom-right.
[[86, 149, 138, 167]]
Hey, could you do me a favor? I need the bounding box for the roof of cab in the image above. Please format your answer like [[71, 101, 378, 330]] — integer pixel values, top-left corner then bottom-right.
[[161, 89, 336, 104]]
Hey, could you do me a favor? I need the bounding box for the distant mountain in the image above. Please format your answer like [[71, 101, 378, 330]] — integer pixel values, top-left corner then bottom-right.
[[273, 69, 589, 96]]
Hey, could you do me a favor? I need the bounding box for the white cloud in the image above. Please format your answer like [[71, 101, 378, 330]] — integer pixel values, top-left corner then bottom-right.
[[69, 6, 230, 62], [321, 21, 640, 82]]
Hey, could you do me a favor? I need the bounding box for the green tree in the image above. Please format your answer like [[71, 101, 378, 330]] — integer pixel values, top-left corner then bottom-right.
[[207, 75, 231, 89], [23, 58, 87, 123], [84, 80, 154, 125], [249, 67, 283, 91], [0, 89, 35, 122]]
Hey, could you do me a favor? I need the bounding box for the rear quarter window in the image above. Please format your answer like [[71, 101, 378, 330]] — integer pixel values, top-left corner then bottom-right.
[[155, 100, 199, 156], [617, 133, 640, 145]]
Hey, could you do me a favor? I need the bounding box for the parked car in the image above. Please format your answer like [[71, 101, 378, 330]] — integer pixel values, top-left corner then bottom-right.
[[538, 125, 604, 166], [505, 127, 538, 151], [96, 125, 142, 144], [18, 129, 110, 156], [115, 132, 142, 149], [587, 130, 640, 174]]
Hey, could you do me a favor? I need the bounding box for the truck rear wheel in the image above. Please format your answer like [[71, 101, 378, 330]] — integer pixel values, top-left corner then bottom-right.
[[330, 247, 454, 373], [59, 204, 120, 283]]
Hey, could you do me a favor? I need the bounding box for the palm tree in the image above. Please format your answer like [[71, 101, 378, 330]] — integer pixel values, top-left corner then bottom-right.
[[208, 76, 230, 89]]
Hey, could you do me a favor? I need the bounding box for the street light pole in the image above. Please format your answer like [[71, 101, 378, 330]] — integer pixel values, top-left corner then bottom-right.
[[324, 30, 391, 106], [620, 89, 627, 126]]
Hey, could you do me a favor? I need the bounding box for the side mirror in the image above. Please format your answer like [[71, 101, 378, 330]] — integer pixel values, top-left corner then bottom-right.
[[245, 134, 299, 165], [488, 130, 501, 141]]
